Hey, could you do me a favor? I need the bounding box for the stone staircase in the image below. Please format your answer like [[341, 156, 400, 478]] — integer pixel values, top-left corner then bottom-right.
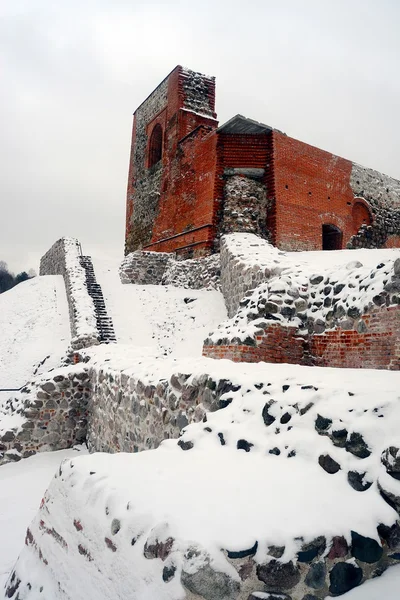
[[79, 256, 117, 344]]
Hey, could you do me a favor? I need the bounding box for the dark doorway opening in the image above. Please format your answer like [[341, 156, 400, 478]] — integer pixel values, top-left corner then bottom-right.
[[322, 224, 342, 250]]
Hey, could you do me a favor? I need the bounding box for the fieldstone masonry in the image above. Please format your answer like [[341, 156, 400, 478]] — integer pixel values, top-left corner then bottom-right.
[[0, 366, 90, 466], [221, 174, 270, 240], [125, 76, 168, 252], [5, 360, 400, 599], [87, 367, 229, 454], [120, 251, 221, 290]]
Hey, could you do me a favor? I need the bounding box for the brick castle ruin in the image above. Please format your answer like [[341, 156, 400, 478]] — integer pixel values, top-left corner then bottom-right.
[[125, 66, 400, 257]]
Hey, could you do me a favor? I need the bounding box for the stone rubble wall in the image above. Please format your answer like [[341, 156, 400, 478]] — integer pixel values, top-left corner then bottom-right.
[[39, 238, 99, 350], [220, 234, 283, 317], [221, 174, 270, 240], [125, 76, 168, 253], [87, 367, 228, 454], [6, 359, 400, 599], [348, 163, 400, 248], [204, 257, 400, 370], [0, 366, 91, 466], [119, 251, 221, 290]]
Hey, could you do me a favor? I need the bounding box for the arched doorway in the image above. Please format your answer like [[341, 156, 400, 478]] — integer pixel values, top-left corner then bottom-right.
[[322, 224, 342, 250], [352, 201, 372, 234]]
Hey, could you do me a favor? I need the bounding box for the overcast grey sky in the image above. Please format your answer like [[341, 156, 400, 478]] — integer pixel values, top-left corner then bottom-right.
[[1, 0, 400, 273]]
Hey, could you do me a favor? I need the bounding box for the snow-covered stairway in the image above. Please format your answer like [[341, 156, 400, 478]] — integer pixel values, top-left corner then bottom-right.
[[79, 256, 117, 344]]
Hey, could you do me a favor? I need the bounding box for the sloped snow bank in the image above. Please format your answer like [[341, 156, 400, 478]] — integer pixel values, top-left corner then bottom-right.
[[0, 275, 70, 392], [92, 257, 227, 356], [0, 446, 87, 590], [5, 355, 400, 599]]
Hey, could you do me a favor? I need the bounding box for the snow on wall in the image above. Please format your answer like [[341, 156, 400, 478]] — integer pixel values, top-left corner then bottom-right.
[[205, 233, 400, 369], [0, 366, 90, 466], [5, 356, 400, 600], [40, 238, 99, 350], [220, 233, 284, 318]]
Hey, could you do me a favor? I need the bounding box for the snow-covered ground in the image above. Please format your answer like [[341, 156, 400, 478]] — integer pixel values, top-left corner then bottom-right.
[[1, 247, 400, 599], [0, 446, 87, 590], [0, 276, 70, 397], [92, 257, 227, 356]]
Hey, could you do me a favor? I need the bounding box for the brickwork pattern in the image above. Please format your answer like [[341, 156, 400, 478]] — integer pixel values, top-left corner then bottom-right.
[[203, 305, 400, 370]]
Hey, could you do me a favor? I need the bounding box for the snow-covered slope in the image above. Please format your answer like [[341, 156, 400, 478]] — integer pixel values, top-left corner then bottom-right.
[[92, 257, 227, 356], [0, 276, 70, 391], [0, 446, 87, 590], [5, 352, 400, 599]]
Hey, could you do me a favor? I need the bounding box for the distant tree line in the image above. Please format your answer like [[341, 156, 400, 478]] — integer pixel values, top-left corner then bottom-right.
[[0, 261, 36, 294]]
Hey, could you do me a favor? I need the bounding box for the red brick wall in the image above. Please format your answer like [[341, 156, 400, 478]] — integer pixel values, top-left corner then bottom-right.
[[272, 132, 358, 251], [203, 306, 400, 370], [126, 66, 219, 256], [310, 306, 400, 370], [146, 127, 218, 256]]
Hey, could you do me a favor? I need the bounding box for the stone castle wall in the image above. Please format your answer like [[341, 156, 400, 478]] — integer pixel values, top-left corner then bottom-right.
[[39, 238, 99, 350], [0, 366, 90, 466], [119, 251, 221, 290]]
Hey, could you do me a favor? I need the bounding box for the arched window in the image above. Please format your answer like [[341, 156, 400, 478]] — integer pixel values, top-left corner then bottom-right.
[[352, 201, 372, 233], [322, 224, 342, 250], [148, 124, 163, 168]]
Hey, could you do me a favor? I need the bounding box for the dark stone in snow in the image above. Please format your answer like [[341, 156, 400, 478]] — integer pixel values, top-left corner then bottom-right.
[[304, 562, 326, 589], [329, 562, 362, 595], [310, 275, 323, 285], [218, 432, 226, 446], [351, 530, 383, 563], [334, 283, 346, 295], [319, 454, 341, 475], [262, 401, 276, 426], [237, 439, 254, 452], [347, 471, 372, 492], [300, 402, 314, 416], [381, 446, 400, 479], [377, 522, 400, 550], [315, 415, 332, 432], [378, 483, 400, 513], [269, 447, 281, 455], [331, 429, 348, 448], [227, 541, 258, 559], [345, 432, 371, 458], [162, 565, 176, 582], [280, 412, 291, 424], [298, 537, 326, 563], [219, 397, 233, 409], [257, 559, 300, 590], [178, 440, 194, 451], [282, 385, 290, 392]]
